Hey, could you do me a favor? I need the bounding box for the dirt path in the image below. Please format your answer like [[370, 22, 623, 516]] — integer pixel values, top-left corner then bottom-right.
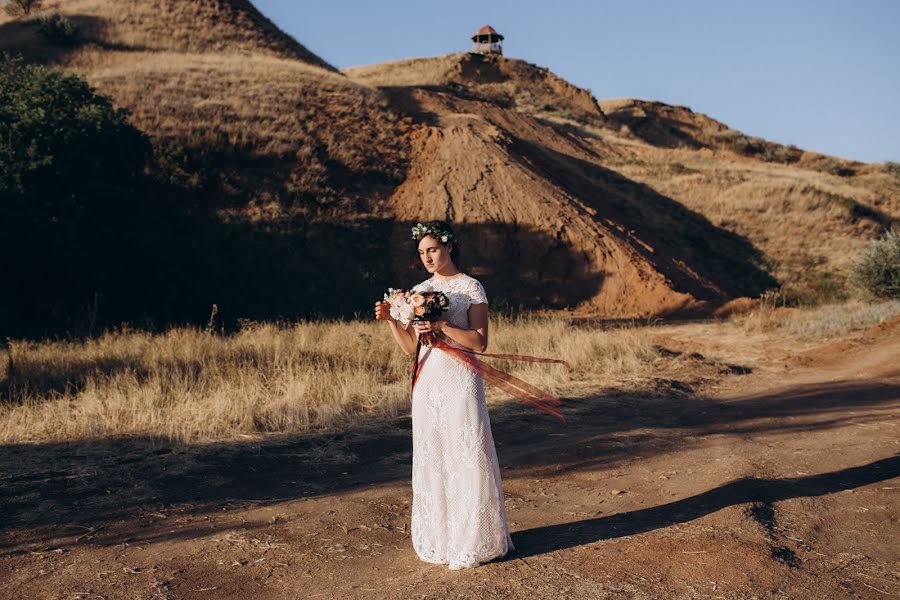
[[2, 321, 898, 599]]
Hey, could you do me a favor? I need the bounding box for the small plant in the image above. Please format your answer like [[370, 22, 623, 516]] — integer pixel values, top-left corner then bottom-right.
[[722, 132, 764, 156], [760, 143, 801, 164], [669, 162, 697, 175], [32, 12, 79, 44], [4, 0, 42, 17], [849, 229, 900, 299], [821, 157, 855, 177], [759, 288, 789, 309], [884, 161, 900, 178], [205, 303, 220, 334]]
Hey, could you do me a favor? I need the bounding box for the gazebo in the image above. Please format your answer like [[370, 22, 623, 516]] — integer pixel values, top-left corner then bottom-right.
[[471, 25, 504, 55]]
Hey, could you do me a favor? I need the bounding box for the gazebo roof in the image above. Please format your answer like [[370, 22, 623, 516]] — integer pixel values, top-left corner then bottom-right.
[[471, 24, 504, 42]]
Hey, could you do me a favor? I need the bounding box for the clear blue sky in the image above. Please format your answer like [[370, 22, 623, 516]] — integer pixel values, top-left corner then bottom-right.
[[254, 0, 900, 163]]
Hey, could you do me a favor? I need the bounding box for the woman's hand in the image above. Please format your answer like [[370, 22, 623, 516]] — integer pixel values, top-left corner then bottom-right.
[[374, 301, 395, 322], [413, 320, 444, 334]]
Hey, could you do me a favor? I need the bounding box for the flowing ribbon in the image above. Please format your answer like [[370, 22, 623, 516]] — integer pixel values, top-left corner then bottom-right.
[[411, 336, 570, 423]]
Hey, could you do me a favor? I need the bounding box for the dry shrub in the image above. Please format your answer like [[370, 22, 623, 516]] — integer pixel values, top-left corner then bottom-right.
[[848, 229, 900, 299], [733, 299, 900, 339], [0, 318, 659, 444]]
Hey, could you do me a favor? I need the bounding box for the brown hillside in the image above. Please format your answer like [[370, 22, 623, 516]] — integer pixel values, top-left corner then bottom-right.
[[3, 0, 335, 68], [0, 0, 405, 202], [599, 98, 879, 178], [600, 98, 733, 150], [347, 52, 606, 126], [1, 0, 411, 330]]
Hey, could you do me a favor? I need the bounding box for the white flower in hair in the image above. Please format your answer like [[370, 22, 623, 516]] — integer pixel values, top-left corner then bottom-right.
[[411, 222, 455, 243]]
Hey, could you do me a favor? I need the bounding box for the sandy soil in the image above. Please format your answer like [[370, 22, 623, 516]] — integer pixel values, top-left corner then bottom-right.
[[1, 320, 898, 599]]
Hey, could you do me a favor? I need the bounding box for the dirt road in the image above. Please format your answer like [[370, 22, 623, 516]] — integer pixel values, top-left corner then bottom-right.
[[2, 320, 898, 599]]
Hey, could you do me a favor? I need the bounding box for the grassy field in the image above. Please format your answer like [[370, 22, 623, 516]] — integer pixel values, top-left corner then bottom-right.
[[0, 316, 659, 444], [3, 301, 898, 446], [732, 298, 900, 338]]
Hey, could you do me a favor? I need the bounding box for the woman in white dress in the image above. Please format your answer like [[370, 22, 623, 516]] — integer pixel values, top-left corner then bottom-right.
[[374, 220, 514, 570]]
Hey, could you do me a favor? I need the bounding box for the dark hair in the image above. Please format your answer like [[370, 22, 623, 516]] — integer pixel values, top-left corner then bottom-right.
[[413, 220, 460, 265]]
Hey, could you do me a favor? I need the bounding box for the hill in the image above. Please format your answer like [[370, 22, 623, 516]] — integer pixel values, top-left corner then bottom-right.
[[346, 52, 897, 311], [3, 0, 335, 67], [1, 3, 897, 332]]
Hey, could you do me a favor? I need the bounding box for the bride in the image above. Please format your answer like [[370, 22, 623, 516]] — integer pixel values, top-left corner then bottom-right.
[[374, 220, 514, 569]]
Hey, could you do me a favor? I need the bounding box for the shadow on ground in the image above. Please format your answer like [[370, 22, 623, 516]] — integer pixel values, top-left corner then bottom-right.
[[508, 454, 900, 559], [1, 375, 897, 554]]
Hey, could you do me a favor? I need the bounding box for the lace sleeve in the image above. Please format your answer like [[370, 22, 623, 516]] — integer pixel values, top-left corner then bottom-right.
[[468, 278, 488, 305]]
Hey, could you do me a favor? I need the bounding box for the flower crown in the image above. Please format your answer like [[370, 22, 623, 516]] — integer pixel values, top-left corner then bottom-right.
[[411, 222, 456, 244]]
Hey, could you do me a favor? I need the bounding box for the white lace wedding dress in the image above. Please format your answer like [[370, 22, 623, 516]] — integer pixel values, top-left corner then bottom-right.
[[408, 273, 514, 569]]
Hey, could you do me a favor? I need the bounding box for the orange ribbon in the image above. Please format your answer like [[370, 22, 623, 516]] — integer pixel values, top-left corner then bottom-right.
[[411, 336, 569, 423]]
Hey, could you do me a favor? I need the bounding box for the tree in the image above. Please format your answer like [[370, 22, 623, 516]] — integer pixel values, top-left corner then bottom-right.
[[0, 55, 152, 334], [0, 55, 150, 212], [4, 0, 43, 17]]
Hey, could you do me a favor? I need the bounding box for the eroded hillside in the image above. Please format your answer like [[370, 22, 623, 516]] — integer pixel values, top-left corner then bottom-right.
[[347, 52, 897, 313]]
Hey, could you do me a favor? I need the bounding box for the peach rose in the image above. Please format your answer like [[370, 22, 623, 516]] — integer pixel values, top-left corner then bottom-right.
[[414, 305, 426, 316], [409, 293, 425, 307]]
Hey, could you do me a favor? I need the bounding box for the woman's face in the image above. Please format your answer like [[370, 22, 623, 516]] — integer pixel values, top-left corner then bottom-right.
[[418, 235, 453, 273]]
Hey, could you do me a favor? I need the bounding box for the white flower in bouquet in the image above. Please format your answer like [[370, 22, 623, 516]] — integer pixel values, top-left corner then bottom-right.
[[384, 288, 415, 328]]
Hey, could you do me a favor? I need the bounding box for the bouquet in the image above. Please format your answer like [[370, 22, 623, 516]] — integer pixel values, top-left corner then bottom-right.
[[382, 288, 449, 346]]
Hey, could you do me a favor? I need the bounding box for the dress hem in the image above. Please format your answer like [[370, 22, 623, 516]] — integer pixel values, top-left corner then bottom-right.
[[415, 545, 512, 570]]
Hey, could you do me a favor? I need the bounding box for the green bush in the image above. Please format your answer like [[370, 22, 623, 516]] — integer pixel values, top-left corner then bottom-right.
[[0, 55, 150, 199], [884, 161, 900, 178], [0, 55, 152, 334], [849, 229, 900, 299], [32, 12, 79, 44]]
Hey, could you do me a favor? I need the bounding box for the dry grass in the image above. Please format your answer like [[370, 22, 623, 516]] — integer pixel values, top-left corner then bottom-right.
[[344, 54, 463, 88], [79, 51, 404, 172], [731, 299, 900, 339], [0, 317, 658, 444]]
